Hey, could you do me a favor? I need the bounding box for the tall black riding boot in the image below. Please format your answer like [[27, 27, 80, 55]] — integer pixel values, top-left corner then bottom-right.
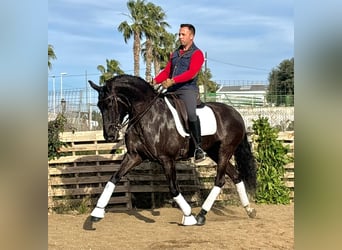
[[189, 118, 206, 162]]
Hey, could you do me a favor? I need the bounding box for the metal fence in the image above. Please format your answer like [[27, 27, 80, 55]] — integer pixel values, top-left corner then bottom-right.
[[48, 87, 294, 132]]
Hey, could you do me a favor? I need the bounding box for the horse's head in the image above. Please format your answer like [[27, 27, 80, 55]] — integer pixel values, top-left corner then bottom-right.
[[89, 80, 127, 142]]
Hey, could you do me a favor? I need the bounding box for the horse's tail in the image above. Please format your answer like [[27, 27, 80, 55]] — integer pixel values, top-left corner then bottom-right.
[[234, 133, 257, 194]]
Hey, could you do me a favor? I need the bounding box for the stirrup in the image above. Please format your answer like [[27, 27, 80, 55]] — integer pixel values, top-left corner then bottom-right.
[[194, 148, 206, 162]]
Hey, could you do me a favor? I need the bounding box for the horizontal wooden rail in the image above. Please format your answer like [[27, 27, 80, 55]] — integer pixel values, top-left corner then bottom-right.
[[48, 130, 294, 211]]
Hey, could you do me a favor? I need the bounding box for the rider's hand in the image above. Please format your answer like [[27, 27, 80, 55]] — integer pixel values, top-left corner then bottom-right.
[[149, 79, 157, 86], [162, 78, 175, 88], [150, 79, 161, 92], [156, 84, 167, 94]]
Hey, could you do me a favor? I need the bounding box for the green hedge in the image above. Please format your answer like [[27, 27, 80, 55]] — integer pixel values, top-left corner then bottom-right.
[[252, 116, 291, 204]]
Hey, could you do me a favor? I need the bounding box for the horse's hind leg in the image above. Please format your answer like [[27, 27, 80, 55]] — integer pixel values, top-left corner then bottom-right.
[[225, 161, 256, 218], [90, 153, 142, 222], [196, 148, 256, 225]]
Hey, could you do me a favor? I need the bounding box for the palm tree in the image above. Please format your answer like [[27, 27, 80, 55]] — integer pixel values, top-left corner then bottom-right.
[[48, 44, 57, 70], [197, 69, 219, 93], [141, 3, 170, 82], [97, 59, 124, 85], [117, 0, 147, 77], [152, 32, 178, 76]]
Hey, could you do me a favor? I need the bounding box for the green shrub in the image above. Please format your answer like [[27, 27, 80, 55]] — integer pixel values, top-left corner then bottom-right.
[[252, 116, 291, 204], [48, 114, 68, 160], [53, 196, 91, 214]]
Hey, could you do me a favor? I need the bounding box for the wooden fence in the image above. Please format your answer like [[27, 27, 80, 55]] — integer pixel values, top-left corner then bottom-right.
[[48, 130, 294, 212]]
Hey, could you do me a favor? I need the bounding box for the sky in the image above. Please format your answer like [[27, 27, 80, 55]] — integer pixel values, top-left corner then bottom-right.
[[48, 0, 293, 91]]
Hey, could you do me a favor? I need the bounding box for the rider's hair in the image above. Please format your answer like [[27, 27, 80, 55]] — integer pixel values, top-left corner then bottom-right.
[[180, 24, 196, 35]]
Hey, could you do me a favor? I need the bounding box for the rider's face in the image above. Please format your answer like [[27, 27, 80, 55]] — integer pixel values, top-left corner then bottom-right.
[[178, 27, 194, 50]]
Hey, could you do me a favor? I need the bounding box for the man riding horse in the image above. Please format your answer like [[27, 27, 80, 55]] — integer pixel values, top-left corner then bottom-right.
[[152, 23, 206, 162]]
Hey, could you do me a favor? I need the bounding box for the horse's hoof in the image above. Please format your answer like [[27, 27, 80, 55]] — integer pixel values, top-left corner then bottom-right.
[[196, 214, 206, 226], [182, 215, 197, 226], [91, 216, 102, 222], [247, 208, 257, 218]]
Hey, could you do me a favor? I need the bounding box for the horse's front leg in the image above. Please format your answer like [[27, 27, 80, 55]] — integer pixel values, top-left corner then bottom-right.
[[162, 158, 197, 226], [91, 153, 142, 222]]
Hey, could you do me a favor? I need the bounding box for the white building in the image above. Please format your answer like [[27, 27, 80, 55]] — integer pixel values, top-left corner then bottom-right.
[[216, 84, 268, 107]]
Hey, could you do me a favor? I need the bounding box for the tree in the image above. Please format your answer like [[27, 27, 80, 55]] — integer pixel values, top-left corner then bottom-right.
[[149, 31, 177, 77], [97, 59, 124, 85], [197, 68, 219, 93], [48, 44, 57, 71], [118, 0, 149, 77], [266, 58, 294, 106], [141, 2, 170, 82]]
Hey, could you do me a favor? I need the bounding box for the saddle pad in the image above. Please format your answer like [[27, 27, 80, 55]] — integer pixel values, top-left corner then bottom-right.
[[165, 97, 217, 138]]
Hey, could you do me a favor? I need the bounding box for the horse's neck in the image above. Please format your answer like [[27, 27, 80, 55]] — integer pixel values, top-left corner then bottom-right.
[[123, 94, 157, 117]]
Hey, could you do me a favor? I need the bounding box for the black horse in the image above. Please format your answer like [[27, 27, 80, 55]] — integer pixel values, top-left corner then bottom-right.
[[89, 74, 257, 226]]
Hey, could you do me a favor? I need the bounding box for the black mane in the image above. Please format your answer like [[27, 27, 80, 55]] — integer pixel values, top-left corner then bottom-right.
[[104, 74, 155, 95]]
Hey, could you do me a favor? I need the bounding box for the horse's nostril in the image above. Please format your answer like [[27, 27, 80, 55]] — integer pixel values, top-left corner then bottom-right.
[[107, 133, 120, 142]]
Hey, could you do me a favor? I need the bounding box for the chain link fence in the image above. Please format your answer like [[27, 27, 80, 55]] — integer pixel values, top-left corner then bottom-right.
[[48, 87, 294, 132]]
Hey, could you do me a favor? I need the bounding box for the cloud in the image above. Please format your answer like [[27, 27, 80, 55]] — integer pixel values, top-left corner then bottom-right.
[[48, 0, 293, 85]]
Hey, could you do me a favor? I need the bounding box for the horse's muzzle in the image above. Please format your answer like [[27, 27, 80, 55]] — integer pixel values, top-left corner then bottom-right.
[[105, 136, 116, 142]]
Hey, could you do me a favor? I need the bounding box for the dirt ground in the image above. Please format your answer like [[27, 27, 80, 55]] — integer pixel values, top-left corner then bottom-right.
[[48, 203, 294, 250]]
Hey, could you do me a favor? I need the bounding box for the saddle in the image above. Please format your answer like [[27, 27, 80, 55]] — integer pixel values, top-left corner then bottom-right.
[[164, 95, 217, 138], [165, 93, 205, 132]]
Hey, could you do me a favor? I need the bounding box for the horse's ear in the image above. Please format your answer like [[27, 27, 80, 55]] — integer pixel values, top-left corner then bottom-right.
[[88, 80, 102, 92]]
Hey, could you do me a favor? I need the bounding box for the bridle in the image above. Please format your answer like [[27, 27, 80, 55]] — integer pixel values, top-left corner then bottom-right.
[[98, 93, 126, 131], [99, 85, 167, 161], [98, 89, 163, 134]]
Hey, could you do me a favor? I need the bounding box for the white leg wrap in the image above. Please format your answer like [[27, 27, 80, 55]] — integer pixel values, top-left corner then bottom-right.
[[91, 181, 115, 218], [97, 181, 115, 208], [173, 193, 191, 216], [202, 186, 221, 212], [236, 181, 249, 207], [181, 215, 197, 226], [91, 207, 105, 218]]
